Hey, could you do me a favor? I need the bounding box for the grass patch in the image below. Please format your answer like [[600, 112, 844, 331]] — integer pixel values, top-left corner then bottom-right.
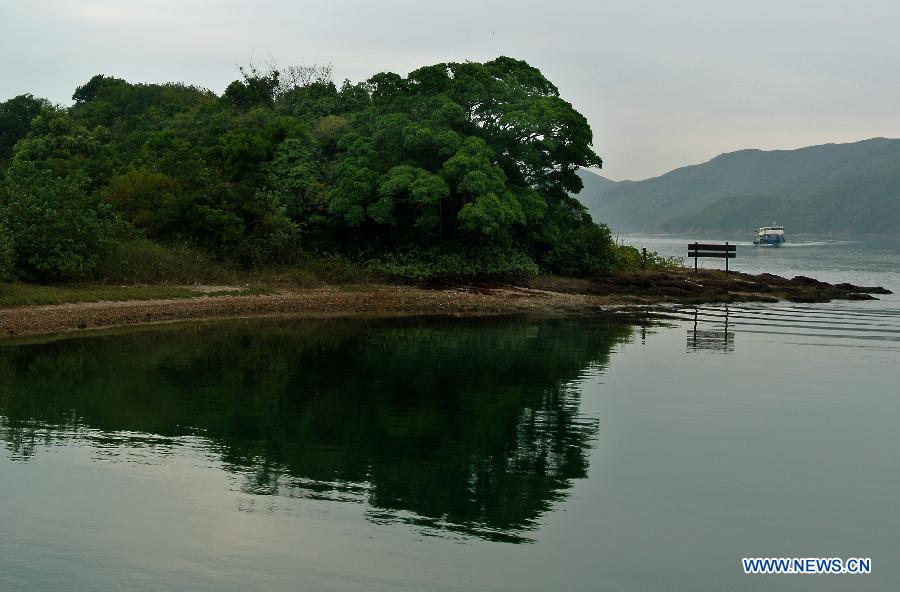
[[248, 256, 376, 288], [97, 240, 375, 288], [0, 284, 267, 307], [97, 240, 240, 285], [1, 240, 381, 307]]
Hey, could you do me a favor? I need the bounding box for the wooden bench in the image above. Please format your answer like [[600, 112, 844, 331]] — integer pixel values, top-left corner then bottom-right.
[[688, 242, 736, 271]]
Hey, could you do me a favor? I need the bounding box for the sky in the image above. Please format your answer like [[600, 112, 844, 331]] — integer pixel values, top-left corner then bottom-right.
[[2, 0, 898, 180]]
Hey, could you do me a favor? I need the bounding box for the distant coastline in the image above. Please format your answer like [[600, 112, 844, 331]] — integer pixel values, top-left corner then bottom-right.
[[577, 137, 900, 236]]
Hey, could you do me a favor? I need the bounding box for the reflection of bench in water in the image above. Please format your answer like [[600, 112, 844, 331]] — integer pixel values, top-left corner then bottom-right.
[[686, 307, 735, 353]]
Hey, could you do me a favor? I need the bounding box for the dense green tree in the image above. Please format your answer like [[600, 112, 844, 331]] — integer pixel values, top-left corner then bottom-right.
[[0, 94, 50, 165], [138, 130, 210, 183], [71, 75, 216, 152], [163, 183, 298, 264], [0, 167, 123, 281], [223, 65, 280, 110], [0, 219, 13, 281], [0, 57, 620, 282], [99, 167, 177, 237], [11, 108, 118, 190], [314, 57, 608, 277], [266, 138, 326, 223]]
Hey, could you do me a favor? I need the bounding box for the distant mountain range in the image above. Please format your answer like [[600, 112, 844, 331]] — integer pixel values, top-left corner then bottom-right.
[[577, 138, 900, 236]]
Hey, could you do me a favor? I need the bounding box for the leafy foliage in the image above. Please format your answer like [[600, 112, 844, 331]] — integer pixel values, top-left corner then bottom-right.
[[0, 94, 51, 165], [0, 167, 123, 281], [613, 245, 684, 271], [0, 219, 13, 281], [0, 57, 625, 282], [369, 246, 539, 283], [96, 239, 238, 285]]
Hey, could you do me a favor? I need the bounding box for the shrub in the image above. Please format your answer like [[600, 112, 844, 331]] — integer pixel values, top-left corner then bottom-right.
[[0, 220, 14, 281], [613, 244, 642, 271], [244, 255, 373, 288], [614, 244, 684, 271], [292, 254, 372, 285], [98, 168, 176, 236], [0, 168, 124, 281], [97, 239, 238, 285], [166, 187, 300, 266], [369, 245, 539, 283], [646, 252, 684, 270], [539, 222, 618, 276]]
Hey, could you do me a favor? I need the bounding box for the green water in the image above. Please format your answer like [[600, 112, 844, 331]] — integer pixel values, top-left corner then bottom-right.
[[2, 241, 899, 591]]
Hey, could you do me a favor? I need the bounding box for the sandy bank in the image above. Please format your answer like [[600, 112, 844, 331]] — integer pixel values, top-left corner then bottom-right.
[[0, 270, 890, 339]]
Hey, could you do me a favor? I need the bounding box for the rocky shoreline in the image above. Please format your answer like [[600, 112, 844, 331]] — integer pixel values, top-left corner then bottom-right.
[[527, 269, 892, 304], [0, 269, 891, 339]]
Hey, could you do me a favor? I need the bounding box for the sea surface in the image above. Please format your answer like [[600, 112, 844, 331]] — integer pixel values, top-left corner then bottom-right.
[[1, 237, 898, 591]]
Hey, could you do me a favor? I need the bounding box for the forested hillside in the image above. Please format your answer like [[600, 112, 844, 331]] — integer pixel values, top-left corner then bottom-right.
[[578, 138, 900, 235], [577, 169, 617, 195], [0, 58, 651, 284]]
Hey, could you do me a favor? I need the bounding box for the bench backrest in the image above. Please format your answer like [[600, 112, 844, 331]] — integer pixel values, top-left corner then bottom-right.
[[687, 243, 736, 258]]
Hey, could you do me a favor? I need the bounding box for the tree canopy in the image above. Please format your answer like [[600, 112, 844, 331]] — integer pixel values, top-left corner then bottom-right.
[[0, 57, 625, 282]]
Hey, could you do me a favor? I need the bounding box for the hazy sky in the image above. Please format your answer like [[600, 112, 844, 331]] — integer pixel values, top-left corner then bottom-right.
[[2, 0, 898, 180]]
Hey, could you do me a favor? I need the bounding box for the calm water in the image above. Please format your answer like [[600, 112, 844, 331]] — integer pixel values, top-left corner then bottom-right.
[[1, 239, 898, 591], [620, 233, 900, 291]]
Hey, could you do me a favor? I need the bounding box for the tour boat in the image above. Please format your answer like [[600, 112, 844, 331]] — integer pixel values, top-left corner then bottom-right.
[[753, 224, 785, 246]]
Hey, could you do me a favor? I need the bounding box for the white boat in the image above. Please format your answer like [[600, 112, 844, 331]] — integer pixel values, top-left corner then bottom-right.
[[753, 224, 785, 246]]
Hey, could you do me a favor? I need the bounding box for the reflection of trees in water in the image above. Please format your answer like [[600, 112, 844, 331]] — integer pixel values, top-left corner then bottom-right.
[[0, 317, 634, 542]]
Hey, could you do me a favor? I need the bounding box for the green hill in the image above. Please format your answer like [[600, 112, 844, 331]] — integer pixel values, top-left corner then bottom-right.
[[578, 138, 900, 236], [576, 169, 618, 195]]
